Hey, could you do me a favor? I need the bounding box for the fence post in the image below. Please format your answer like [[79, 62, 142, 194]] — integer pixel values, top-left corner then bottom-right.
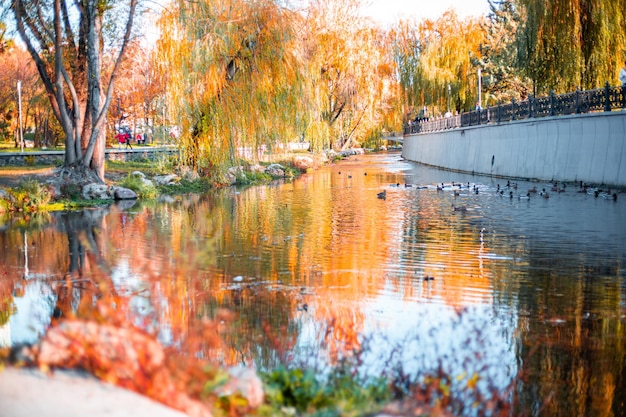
[[604, 81, 611, 112], [575, 87, 581, 114], [528, 95, 533, 118], [512, 99, 516, 120], [550, 91, 555, 116], [623, 85, 626, 110], [497, 101, 501, 123]]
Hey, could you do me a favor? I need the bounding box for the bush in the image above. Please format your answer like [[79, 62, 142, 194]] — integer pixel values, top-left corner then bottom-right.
[[5, 179, 52, 212], [119, 173, 158, 199], [260, 365, 390, 416]]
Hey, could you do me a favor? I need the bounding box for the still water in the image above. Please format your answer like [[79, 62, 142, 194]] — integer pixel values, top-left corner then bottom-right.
[[1, 152, 625, 415]]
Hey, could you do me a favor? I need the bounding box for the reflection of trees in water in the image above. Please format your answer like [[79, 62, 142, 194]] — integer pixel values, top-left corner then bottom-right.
[[50, 208, 120, 321], [512, 264, 626, 417]]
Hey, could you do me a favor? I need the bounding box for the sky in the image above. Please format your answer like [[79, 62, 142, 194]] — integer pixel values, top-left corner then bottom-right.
[[360, 0, 491, 26]]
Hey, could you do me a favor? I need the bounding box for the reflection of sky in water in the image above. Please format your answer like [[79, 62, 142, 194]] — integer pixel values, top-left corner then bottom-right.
[[8, 281, 55, 345], [110, 259, 156, 330], [292, 295, 517, 393]]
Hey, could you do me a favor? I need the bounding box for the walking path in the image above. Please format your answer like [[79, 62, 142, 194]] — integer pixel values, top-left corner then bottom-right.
[[0, 367, 185, 417]]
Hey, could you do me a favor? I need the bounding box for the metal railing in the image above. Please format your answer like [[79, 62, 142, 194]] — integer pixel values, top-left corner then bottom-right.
[[404, 82, 626, 135]]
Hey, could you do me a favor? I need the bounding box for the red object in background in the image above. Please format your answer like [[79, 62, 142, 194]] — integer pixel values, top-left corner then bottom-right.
[[116, 129, 131, 144]]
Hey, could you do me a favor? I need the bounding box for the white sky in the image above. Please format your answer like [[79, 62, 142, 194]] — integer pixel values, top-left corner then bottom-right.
[[361, 0, 491, 25]]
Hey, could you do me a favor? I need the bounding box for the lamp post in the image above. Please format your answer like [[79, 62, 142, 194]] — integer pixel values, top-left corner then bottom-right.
[[17, 80, 24, 153], [477, 68, 482, 109]]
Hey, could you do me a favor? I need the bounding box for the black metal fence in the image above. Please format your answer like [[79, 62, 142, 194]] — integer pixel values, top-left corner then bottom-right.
[[404, 82, 626, 135]]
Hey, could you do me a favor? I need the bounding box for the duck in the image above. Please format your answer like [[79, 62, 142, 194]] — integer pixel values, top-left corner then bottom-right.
[[600, 192, 618, 201], [540, 189, 549, 198], [528, 186, 538, 193], [519, 193, 530, 200], [452, 204, 467, 212], [377, 190, 387, 199]]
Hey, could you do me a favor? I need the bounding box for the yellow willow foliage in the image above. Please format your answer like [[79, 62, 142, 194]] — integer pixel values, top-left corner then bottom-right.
[[418, 11, 486, 113], [157, 0, 309, 175], [302, 0, 401, 148], [391, 11, 486, 117], [516, 0, 626, 92]]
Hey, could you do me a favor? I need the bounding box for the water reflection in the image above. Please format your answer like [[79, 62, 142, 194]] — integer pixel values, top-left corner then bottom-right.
[[1, 152, 625, 415]]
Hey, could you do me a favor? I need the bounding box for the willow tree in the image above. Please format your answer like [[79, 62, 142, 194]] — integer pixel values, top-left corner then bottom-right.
[[300, 0, 400, 150], [393, 11, 486, 116], [158, 0, 308, 177], [0, 21, 12, 54], [515, 0, 626, 94], [11, 0, 138, 182]]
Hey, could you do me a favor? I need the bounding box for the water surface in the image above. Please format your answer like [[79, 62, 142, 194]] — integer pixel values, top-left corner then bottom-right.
[[1, 152, 625, 416]]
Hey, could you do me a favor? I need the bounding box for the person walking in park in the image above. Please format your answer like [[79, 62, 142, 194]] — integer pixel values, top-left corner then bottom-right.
[[620, 60, 626, 87]]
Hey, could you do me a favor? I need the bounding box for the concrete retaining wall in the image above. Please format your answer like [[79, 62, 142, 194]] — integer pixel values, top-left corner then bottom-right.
[[401, 112, 626, 187]]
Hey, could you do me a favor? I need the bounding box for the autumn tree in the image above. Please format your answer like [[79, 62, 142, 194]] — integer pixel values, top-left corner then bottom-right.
[[11, 0, 139, 182], [109, 43, 165, 143], [157, 0, 308, 178], [514, 0, 626, 94], [393, 11, 486, 118], [0, 20, 11, 54], [303, 0, 400, 150]]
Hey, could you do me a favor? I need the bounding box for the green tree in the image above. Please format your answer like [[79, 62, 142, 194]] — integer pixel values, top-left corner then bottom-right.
[[478, 0, 532, 103]]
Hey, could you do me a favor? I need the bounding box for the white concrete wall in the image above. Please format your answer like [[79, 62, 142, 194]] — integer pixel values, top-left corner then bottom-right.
[[401, 112, 626, 187]]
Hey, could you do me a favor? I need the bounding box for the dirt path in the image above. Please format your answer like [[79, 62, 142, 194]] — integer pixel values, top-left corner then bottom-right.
[[0, 167, 58, 188]]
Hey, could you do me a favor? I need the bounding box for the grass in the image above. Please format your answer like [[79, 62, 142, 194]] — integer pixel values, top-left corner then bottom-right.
[[118, 173, 159, 199], [0, 179, 52, 212]]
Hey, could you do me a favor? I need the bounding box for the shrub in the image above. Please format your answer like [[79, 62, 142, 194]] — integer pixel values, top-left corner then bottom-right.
[[6, 179, 52, 212], [119, 173, 158, 199]]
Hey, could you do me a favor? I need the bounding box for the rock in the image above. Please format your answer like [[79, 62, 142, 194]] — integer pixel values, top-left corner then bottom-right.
[[215, 367, 264, 408], [34, 320, 212, 417], [265, 164, 285, 177], [0, 189, 14, 202], [140, 177, 154, 188], [131, 171, 146, 179], [153, 174, 179, 186], [292, 155, 314, 171], [112, 186, 138, 200], [82, 183, 112, 200], [225, 166, 244, 185], [248, 165, 265, 174]]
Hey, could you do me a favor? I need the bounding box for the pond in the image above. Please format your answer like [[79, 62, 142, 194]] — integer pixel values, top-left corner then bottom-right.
[[1, 151, 625, 415]]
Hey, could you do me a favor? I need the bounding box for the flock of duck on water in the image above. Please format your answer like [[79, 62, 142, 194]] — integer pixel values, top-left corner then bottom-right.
[[375, 177, 619, 212]]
